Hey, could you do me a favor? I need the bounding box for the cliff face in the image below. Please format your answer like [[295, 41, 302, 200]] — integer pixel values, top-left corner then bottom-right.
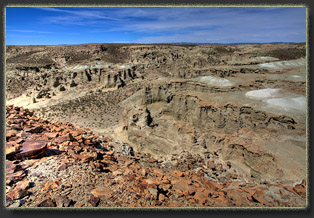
[[6, 64, 140, 101], [120, 81, 302, 184]]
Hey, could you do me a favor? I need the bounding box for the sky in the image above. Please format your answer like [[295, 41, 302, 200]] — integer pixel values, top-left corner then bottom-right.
[[6, 7, 306, 45]]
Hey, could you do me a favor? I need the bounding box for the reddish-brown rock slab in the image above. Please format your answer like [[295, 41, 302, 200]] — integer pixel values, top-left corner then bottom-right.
[[24, 125, 43, 134], [194, 189, 211, 204], [251, 194, 274, 207], [90, 187, 113, 198], [6, 161, 17, 174], [226, 189, 248, 206], [6, 130, 17, 139], [172, 178, 196, 195], [44, 132, 59, 139], [206, 180, 223, 191], [42, 180, 60, 191], [54, 195, 75, 207], [55, 133, 74, 144], [293, 184, 306, 198], [37, 198, 56, 207], [8, 188, 32, 200], [173, 170, 184, 177], [68, 150, 93, 162], [6, 170, 26, 184], [15, 138, 25, 144], [14, 140, 49, 159], [15, 179, 31, 190], [88, 196, 100, 207], [6, 141, 20, 155]]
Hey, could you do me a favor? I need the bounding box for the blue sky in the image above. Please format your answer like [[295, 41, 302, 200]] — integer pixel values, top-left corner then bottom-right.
[[6, 7, 306, 45]]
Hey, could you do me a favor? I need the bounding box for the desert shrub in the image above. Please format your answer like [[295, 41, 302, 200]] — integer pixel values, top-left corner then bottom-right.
[[266, 48, 306, 60]]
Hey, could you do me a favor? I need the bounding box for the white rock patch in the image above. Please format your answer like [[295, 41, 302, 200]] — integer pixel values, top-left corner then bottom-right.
[[291, 75, 301, 78], [259, 59, 306, 69], [197, 76, 233, 87], [259, 56, 279, 61], [245, 88, 281, 100], [266, 96, 306, 112]]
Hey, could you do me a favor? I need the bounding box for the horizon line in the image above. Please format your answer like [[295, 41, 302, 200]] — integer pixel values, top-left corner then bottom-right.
[[6, 41, 306, 46]]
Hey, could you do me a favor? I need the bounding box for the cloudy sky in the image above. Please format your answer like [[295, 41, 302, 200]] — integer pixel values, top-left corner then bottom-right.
[[6, 7, 306, 45]]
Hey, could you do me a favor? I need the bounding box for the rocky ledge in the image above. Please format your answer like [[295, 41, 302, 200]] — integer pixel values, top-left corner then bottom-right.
[[5, 105, 306, 208]]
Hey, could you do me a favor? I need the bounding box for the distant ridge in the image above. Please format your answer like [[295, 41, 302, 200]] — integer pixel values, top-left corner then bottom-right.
[[151, 42, 306, 45]]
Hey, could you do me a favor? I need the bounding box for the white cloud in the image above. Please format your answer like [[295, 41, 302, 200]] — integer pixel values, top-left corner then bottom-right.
[[7, 29, 53, 34]]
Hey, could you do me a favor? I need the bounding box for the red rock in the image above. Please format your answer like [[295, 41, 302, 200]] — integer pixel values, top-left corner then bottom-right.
[[81, 154, 93, 163], [15, 140, 49, 159], [148, 158, 158, 163], [293, 184, 306, 198], [6, 141, 18, 147], [58, 163, 67, 171], [56, 133, 74, 144], [6, 130, 17, 139], [194, 189, 211, 204], [37, 198, 56, 207], [88, 196, 100, 207], [112, 170, 123, 177], [25, 125, 43, 133], [301, 178, 306, 186], [71, 130, 85, 137], [42, 180, 60, 191], [215, 195, 229, 206], [251, 194, 273, 207], [159, 194, 166, 201], [16, 179, 30, 190], [6, 170, 25, 183], [104, 150, 114, 156], [206, 181, 222, 191], [91, 187, 113, 198], [196, 171, 203, 177], [9, 188, 32, 200], [227, 189, 247, 206], [44, 132, 58, 138], [15, 138, 24, 144], [54, 195, 66, 207], [84, 139, 93, 146], [6, 160, 17, 174], [172, 179, 196, 195], [168, 202, 180, 207], [62, 198, 74, 207], [74, 202, 85, 207], [207, 161, 216, 170], [284, 186, 298, 195], [161, 179, 170, 184], [104, 136, 112, 142], [148, 187, 158, 198], [11, 124, 23, 130], [242, 187, 256, 197], [70, 141, 80, 146], [174, 170, 184, 177], [230, 174, 238, 179], [6, 142, 19, 156], [152, 168, 164, 177]]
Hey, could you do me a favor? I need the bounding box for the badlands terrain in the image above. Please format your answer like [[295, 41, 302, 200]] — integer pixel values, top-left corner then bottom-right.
[[5, 43, 307, 208]]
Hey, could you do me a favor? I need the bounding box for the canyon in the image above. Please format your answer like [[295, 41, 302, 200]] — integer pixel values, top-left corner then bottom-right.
[[5, 42, 307, 208]]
